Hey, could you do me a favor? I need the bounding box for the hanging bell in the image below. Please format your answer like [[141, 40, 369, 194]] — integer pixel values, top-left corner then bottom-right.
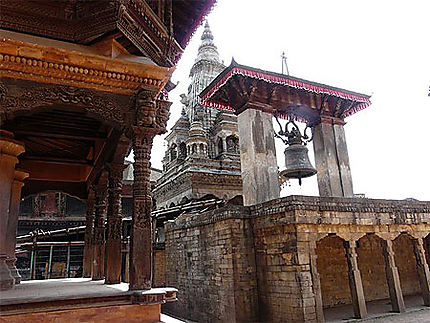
[[280, 143, 317, 185]]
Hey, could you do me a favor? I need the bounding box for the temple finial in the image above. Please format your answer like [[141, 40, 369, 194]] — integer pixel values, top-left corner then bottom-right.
[[201, 20, 214, 42]]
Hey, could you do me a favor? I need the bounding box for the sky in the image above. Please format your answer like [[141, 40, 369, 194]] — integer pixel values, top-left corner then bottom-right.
[[148, 0, 430, 201]]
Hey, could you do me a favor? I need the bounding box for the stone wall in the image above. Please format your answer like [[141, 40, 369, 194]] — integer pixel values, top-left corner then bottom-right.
[[164, 206, 258, 322], [163, 196, 430, 323]]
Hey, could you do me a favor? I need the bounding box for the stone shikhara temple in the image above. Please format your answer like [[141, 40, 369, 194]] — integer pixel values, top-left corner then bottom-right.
[[153, 22, 242, 210], [1, 2, 430, 323]]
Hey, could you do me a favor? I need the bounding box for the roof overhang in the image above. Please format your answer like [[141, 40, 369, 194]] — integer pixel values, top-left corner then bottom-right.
[[200, 60, 371, 125]]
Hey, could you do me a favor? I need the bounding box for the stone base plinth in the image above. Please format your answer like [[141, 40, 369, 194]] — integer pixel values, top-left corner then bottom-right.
[[0, 278, 177, 323]]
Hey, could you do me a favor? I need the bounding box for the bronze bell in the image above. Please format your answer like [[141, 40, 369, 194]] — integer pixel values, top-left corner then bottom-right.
[[280, 144, 317, 185], [275, 117, 317, 186]]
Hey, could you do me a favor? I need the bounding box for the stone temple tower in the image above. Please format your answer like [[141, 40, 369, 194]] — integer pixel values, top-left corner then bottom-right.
[[153, 21, 242, 209], [181, 21, 225, 131]]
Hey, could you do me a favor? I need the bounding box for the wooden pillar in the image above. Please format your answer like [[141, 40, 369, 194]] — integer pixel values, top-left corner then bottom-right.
[[129, 127, 155, 290], [6, 170, 29, 284], [91, 171, 108, 280], [0, 130, 25, 290], [413, 237, 430, 306], [344, 240, 367, 319], [105, 163, 124, 284], [381, 239, 405, 312], [82, 188, 95, 278]]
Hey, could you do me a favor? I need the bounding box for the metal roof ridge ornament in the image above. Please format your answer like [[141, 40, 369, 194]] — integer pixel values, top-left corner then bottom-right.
[[274, 112, 317, 186]]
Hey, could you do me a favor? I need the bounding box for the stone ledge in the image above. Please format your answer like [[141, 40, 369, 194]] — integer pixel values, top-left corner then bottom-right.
[[165, 196, 430, 231]]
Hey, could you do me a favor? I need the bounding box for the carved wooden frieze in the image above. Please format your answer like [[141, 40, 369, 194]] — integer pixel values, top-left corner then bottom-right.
[[0, 80, 128, 126], [0, 38, 172, 95], [0, 0, 183, 67]]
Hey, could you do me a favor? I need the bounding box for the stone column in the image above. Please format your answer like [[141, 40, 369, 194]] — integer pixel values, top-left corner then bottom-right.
[[313, 119, 354, 197], [105, 163, 124, 284], [82, 187, 95, 278], [0, 130, 25, 290], [309, 240, 325, 322], [129, 127, 155, 290], [6, 170, 29, 284], [381, 239, 405, 312], [344, 240, 367, 319], [222, 137, 227, 153], [237, 109, 280, 206], [91, 171, 108, 280], [413, 237, 430, 306]]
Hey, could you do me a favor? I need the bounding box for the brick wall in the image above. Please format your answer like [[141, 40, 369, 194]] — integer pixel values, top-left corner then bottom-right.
[[394, 234, 421, 296], [164, 209, 258, 322], [154, 249, 166, 287], [163, 196, 430, 323], [316, 235, 351, 307], [252, 214, 317, 322]]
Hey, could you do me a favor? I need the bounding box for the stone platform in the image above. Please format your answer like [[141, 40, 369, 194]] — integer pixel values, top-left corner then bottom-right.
[[0, 278, 177, 322]]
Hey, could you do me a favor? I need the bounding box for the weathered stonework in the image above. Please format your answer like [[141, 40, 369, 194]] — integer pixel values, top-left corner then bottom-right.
[[163, 196, 430, 322]]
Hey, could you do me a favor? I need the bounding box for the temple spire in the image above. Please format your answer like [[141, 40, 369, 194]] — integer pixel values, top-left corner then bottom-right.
[[195, 20, 220, 63]]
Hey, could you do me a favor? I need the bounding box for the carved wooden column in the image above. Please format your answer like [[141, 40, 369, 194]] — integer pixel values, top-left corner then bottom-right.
[[91, 171, 108, 280], [105, 163, 124, 284], [413, 237, 430, 306], [82, 187, 95, 278], [128, 89, 171, 290], [381, 239, 405, 312], [130, 127, 155, 290], [6, 170, 29, 284], [344, 240, 367, 319], [0, 130, 25, 290]]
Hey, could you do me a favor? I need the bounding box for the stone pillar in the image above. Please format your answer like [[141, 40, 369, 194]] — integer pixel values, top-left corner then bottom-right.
[[313, 119, 353, 197], [222, 137, 227, 153], [82, 188, 95, 278], [344, 240, 367, 319], [0, 130, 25, 290], [130, 127, 154, 290], [413, 237, 430, 306], [6, 170, 29, 284], [309, 240, 325, 322], [105, 163, 124, 284], [92, 171, 108, 280], [237, 109, 280, 206], [381, 239, 405, 312]]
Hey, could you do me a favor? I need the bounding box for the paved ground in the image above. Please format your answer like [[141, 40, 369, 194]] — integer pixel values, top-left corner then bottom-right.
[[364, 308, 430, 322], [161, 306, 430, 323]]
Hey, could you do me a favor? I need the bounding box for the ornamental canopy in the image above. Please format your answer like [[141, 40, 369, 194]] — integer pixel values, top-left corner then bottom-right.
[[200, 60, 371, 125]]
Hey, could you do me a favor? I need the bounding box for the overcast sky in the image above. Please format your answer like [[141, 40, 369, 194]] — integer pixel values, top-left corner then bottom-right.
[[149, 0, 430, 201]]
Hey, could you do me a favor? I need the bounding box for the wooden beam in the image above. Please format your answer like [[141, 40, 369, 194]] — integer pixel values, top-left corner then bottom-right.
[[15, 130, 104, 141], [20, 160, 93, 182]]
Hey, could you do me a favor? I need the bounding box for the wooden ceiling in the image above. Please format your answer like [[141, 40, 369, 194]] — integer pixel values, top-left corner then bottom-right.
[[4, 107, 118, 199]]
